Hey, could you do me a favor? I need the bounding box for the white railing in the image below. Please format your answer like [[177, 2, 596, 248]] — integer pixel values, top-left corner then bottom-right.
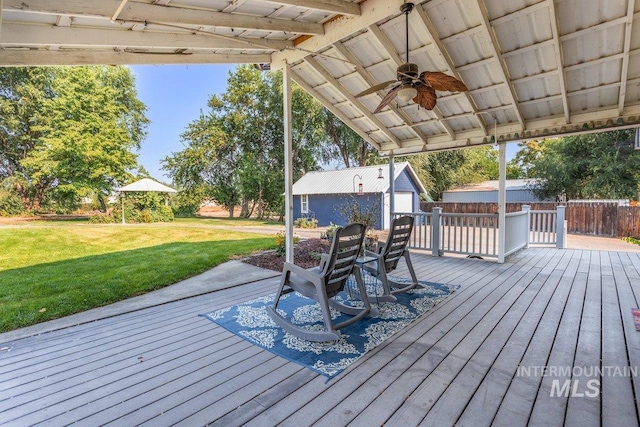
[[393, 212, 434, 252], [440, 212, 498, 257], [393, 205, 566, 261], [504, 210, 529, 256], [526, 205, 566, 248]]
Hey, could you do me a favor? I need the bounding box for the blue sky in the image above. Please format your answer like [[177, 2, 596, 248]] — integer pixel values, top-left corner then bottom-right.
[[129, 64, 236, 181], [130, 65, 519, 182]]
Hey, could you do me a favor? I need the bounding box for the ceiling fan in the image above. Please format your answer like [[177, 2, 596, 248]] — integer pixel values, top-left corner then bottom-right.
[[355, 2, 468, 113]]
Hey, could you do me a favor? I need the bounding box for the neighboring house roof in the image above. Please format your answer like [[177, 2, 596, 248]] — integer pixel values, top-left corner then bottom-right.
[[293, 163, 427, 196], [119, 178, 177, 193], [445, 179, 539, 193]]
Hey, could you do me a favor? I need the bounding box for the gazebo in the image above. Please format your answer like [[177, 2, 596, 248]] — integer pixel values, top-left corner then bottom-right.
[[118, 178, 177, 224]]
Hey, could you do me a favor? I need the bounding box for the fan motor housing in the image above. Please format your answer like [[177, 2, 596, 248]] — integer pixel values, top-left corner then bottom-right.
[[397, 63, 419, 80]]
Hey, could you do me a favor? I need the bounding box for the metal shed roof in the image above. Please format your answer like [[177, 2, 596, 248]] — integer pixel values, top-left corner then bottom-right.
[[292, 162, 426, 195], [446, 179, 539, 192], [2, 0, 640, 156]]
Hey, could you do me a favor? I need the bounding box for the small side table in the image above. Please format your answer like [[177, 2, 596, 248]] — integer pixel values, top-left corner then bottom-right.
[[351, 255, 397, 303]]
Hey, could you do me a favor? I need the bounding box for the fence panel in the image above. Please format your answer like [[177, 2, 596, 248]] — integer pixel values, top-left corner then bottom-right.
[[617, 207, 640, 238]]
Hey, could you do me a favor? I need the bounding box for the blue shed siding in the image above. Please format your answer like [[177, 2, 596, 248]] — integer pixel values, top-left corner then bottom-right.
[[294, 193, 384, 229], [388, 169, 422, 212], [293, 168, 424, 230]]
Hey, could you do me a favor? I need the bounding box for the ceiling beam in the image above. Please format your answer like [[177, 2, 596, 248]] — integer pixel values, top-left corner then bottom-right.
[[0, 50, 270, 66], [304, 55, 402, 148], [559, 16, 628, 42], [271, 0, 405, 68], [367, 22, 457, 139], [3, 0, 325, 35], [547, 0, 570, 124], [618, 0, 635, 115], [261, 0, 360, 17], [290, 69, 382, 151], [1, 23, 291, 51], [332, 41, 431, 145], [414, 4, 487, 134], [473, 0, 526, 130]]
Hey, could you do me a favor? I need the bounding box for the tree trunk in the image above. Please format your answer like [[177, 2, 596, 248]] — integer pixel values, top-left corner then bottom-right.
[[226, 203, 235, 218], [98, 195, 107, 212], [240, 197, 250, 218]]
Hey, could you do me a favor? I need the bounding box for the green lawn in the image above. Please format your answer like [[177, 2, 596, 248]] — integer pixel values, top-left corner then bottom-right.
[[0, 219, 277, 332]]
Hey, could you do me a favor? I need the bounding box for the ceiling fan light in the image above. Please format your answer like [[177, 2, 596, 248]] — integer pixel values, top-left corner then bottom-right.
[[398, 85, 418, 102]]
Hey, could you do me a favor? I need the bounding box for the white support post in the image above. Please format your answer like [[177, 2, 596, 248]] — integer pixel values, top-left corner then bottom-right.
[[556, 205, 566, 249], [522, 205, 530, 248], [283, 62, 294, 263], [389, 154, 395, 218], [431, 207, 441, 257], [497, 142, 507, 263]]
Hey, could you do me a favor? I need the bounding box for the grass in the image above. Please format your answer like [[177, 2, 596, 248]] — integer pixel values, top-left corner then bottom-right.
[[0, 219, 277, 332]]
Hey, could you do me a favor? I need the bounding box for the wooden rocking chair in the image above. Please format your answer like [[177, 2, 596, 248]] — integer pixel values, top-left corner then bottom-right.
[[363, 215, 422, 298], [267, 223, 371, 342]]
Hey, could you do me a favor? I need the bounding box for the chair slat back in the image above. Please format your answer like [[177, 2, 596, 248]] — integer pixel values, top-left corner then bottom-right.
[[323, 223, 365, 297], [381, 216, 414, 272]]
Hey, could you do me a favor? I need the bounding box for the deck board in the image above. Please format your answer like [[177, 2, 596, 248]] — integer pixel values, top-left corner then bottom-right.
[[1, 248, 639, 427]]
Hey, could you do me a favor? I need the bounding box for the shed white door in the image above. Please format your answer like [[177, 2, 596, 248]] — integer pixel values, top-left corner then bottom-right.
[[383, 192, 414, 229]]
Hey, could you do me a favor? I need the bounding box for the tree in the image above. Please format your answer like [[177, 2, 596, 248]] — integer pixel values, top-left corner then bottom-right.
[[506, 140, 545, 179], [164, 65, 328, 219], [521, 131, 640, 200], [403, 146, 499, 200], [320, 109, 376, 168], [0, 66, 148, 212]]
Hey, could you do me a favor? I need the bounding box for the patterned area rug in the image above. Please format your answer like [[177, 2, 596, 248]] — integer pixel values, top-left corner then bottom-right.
[[201, 277, 459, 378]]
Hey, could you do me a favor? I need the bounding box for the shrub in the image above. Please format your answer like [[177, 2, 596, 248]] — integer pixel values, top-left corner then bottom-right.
[[89, 212, 115, 224], [0, 192, 25, 216], [337, 196, 380, 231], [294, 217, 318, 228], [321, 222, 341, 241], [274, 231, 300, 256]]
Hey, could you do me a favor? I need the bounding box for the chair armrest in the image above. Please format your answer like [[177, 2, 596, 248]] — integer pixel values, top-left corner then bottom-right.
[[364, 250, 382, 259], [283, 261, 322, 283], [319, 253, 330, 271]]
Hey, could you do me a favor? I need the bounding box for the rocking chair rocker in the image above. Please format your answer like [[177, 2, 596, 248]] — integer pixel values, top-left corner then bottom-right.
[[363, 215, 422, 299], [267, 223, 371, 342]]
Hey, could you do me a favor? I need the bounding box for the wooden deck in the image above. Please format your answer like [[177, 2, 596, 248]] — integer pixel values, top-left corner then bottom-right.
[[1, 247, 639, 426]]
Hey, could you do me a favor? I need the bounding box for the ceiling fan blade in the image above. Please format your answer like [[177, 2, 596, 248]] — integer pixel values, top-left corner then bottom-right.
[[420, 71, 468, 92], [374, 85, 402, 113], [355, 80, 396, 97], [413, 85, 437, 110]]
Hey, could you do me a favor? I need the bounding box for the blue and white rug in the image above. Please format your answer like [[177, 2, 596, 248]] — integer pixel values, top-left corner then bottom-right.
[[201, 277, 459, 378]]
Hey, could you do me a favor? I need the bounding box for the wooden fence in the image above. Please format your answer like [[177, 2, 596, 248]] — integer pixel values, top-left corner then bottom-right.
[[420, 201, 640, 238]]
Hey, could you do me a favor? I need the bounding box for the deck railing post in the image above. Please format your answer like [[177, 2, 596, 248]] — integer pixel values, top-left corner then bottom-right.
[[557, 205, 566, 249], [432, 207, 441, 257], [522, 205, 530, 248]]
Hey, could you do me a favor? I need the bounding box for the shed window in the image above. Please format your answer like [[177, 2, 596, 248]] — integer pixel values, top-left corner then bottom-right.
[[301, 195, 308, 214]]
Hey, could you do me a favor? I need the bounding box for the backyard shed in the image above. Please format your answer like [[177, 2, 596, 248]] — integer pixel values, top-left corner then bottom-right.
[[293, 163, 426, 230], [442, 179, 552, 203]]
